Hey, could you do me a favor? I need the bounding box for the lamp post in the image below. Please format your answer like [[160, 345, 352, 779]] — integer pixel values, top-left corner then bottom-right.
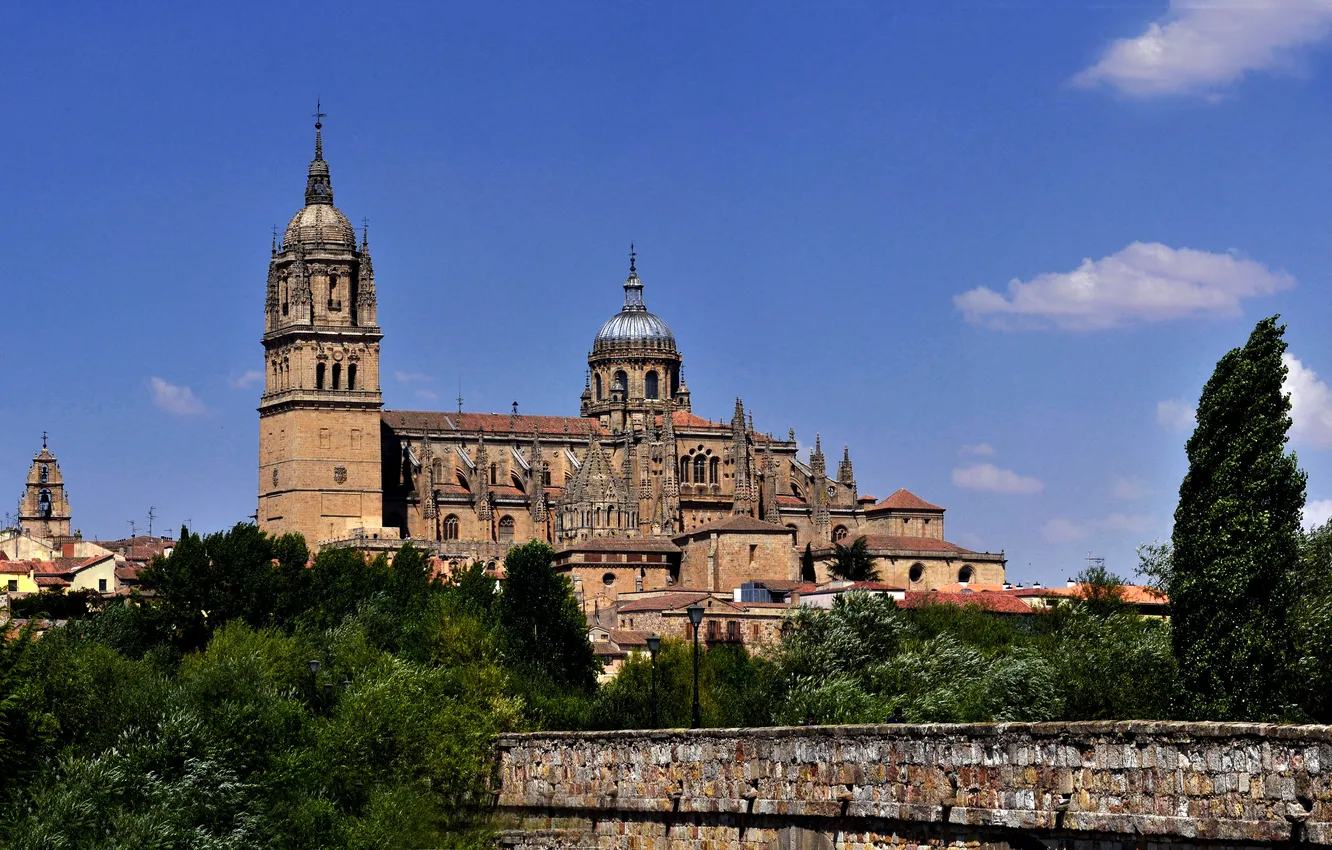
[[686, 603, 705, 729], [646, 634, 662, 728], [307, 659, 320, 706]]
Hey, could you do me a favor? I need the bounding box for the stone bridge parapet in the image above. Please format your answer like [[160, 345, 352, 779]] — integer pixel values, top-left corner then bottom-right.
[[496, 722, 1332, 850]]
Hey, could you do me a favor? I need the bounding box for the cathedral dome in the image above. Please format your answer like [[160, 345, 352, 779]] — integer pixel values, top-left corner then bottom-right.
[[284, 203, 357, 250], [592, 256, 676, 353]]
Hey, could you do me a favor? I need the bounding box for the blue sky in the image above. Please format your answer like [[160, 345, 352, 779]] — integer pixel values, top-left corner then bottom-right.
[[4, 1, 1332, 584]]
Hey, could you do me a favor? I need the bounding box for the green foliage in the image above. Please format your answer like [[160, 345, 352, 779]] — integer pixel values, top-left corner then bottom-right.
[[8, 588, 102, 620], [828, 536, 879, 581], [1170, 316, 1305, 720], [1073, 564, 1131, 617], [498, 541, 599, 691]]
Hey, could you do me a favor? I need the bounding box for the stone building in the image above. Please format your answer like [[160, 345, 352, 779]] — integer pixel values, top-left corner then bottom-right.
[[17, 434, 72, 542], [255, 116, 1006, 594]]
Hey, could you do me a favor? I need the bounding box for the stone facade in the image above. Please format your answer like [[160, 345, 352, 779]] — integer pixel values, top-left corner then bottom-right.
[[17, 436, 72, 541], [256, 117, 1007, 590], [497, 721, 1332, 850], [674, 516, 798, 592]]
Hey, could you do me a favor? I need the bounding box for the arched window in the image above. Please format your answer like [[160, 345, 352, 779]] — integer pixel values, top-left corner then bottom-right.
[[613, 370, 628, 397], [958, 565, 974, 584], [38, 489, 52, 517], [543, 469, 552, 486], [432, 458, 443, 482], [791, 482, 803, 499], [833, 525, 849, 542], [680, 457, 691, 483], [595, 373, 603, 400], [694, 455, 707, 483], [709, 457, 720, 484], [281, 282, 289, 316], [498, 516, 515, 543], [328, 273, 339, 310], [490, 463, 497, 485], [909, 563, 924, 583], [39, 465, 48, 483], [316, 362, 326, 389], [348, 363, 357, 391], [332, 363, 342, 390], [443, 515, 459, 540], [645, 370, 659, 400]]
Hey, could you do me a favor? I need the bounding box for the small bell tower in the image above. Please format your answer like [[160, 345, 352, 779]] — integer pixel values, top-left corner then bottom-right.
[[18, 433, 73, 541]]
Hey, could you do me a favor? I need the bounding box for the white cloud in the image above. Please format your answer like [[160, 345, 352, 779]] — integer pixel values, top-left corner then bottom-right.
[[1156, 399, 1198, 432], [227, 370, 263, 389], [960, 442, 996, 456], [1283, 353, 1332, 448], [952, 463, 1044, 495], [1043, 513, 1155, 543], [1112, 474, 1153, 500], [395, 371, 433, 384], [955, 242, 1293, 331], [1073, 0, 1332, 98], [151, 377, 205, 416], [1304, 498, 1332, 530], [1043, 518, 1089, 543], [415, 389, 439, 401]]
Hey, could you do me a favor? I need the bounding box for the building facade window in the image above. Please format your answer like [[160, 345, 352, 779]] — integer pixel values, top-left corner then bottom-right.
[[728, 620, 739, 641], [709, 457, 719, 484], [645, 370, 659, 399], [316, 362, 326, 389], [39, 465, 48, 483], [498, 515, 515, 543], [443, 514, 460, 540], [833, 525, 848, 542], [680, 457, 691, 483], [98, 578, 107, 593], [694, 455, 707, 483], [602, 572, 615, 586], [614, 370, 628, 396], [348, 363, 357, 390], [958, 565, 974, 584], [909, 562, 924, 583], [7, 580, 17, 592], [595, 373, 603, 400], [332, 362, 342, 389], [490, 463, 498, 485]]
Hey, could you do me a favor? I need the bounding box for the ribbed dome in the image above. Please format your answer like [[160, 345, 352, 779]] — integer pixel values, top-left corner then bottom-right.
[[594, 310, 675, 349], [284, 203, 357, 250], [592, 259, 676, 352]]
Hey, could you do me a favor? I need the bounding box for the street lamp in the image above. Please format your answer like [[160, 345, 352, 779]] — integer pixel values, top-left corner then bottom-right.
[[686, 603, 705, 729], [646, 634, 662, 728], [308, 659, 321, 706]]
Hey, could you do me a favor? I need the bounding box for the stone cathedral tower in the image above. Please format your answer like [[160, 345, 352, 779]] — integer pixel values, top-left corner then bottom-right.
[[18, 434, 72, 540], [257, 112, 386, 544]]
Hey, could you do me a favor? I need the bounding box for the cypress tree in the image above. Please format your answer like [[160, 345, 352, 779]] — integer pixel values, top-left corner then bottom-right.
[[1170, 316, 1305, 719]]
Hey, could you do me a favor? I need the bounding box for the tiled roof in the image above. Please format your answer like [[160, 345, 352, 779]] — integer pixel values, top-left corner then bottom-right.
[[115, 566, 142, 582], [593, 642, 626, 657], [899, 591, 1031, 614], [776, 495, 807, 506], [35, 575, 70, 588], [673, 515, 794, 540], [616, 591, 712, 613], [804, 581, 906, 594], [751, 579, 804, 591], [0, 560, 32, 574], [1010, 584, 1167, 605], [607, 628, 649, 646], [819, 535, 977, 555], [556, 536, 681, 554], [866, 489, 944, 513], [383, 410, 602, 437]]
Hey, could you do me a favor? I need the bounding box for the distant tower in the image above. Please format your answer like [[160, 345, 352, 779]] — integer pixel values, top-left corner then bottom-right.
[[258, 108, 385, 544], [18, 434, 73, 541]]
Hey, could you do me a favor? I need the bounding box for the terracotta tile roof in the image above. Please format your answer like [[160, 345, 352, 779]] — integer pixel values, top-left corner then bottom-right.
[[1010, 584, 1167, 605], [776, 495, 806, 506], [673, 515, 794, 541], [593, 642, 626, 657], [616, 591, 712, 613], [819, 535, 977, 555], [899, 590, 1031, 614], [804, 581, 906, 593], [667, 411, 731, 431], [488, 485, 526, 498], [866, 489, 944, 513], [607, 628, 649, 646], [435, 484, 471, 497], [929, 582, 1011, 594], [0, 560, 31, 574], [382, 410, 602, 437], [35, 575, 70, 588], [556, 537, 681, 555], [115, 566, 142, 582]]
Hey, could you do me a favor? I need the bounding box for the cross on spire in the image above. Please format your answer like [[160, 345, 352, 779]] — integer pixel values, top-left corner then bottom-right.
[[312, 98, 326, 159], [629, 243, 636, 275], [41, 431, 47, 450], [361, 217, 370, 247]]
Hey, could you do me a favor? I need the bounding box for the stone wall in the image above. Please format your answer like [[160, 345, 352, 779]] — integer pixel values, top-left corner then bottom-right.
[[496, 721, 1332, 850]]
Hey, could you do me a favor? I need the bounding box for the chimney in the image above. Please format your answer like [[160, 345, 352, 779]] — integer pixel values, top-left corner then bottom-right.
[[1002, 581, 1012, 591], [1066, 577, 1076, 588]]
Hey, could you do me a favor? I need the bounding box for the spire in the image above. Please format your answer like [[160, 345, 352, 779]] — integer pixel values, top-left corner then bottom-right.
[[361, 217, 369, 250], [305, 100, 334, 206], [622, 245, 646, 311], [838, 445, 855, 485]]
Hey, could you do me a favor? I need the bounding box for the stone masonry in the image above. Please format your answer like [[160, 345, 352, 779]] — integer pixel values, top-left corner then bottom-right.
[[496, 722, 1332, 850]]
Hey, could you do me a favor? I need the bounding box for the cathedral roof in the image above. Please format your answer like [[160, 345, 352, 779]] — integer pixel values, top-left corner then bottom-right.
[[592, 254, 676, 353], [672, 515, 795, 541], [382, 410, 603, 437], [282, 109, 358, 252], [865, 488, 944, 513], [815, 534, 979, 555]]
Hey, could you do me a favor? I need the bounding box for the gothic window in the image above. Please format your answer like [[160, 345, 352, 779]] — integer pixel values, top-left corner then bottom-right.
[[958, 565, 974, 584], [833, 525, 848, 542], [543, 469, 552, 486], [348, 363, 357, 391], [909, 563, 924, 583], [498, 516, 515, 543], [316, 362, 326, 389], [645, 370, 659, 400], [709, 457, 719, 484], [679, 457, 691, 483], [332, 363, 342, 390], [443, 514, 460, 540], [432, 458, 443, 482], [595, 373, 603, 400], [281, 282, 289, 316], [693, 455, 707, 483], [489, 463, 497, 485]]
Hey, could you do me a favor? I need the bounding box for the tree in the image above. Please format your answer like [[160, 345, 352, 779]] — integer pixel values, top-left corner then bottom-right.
[[1073, 564, 1130, 617], [1170, 316, 1305, 720], [497, 541, 599, 691], [800, 544, 816, 583], [828, 536, 879, 581]]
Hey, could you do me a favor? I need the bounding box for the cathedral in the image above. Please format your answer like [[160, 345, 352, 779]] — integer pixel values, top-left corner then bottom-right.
[[257, 116, 1006, 594]]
